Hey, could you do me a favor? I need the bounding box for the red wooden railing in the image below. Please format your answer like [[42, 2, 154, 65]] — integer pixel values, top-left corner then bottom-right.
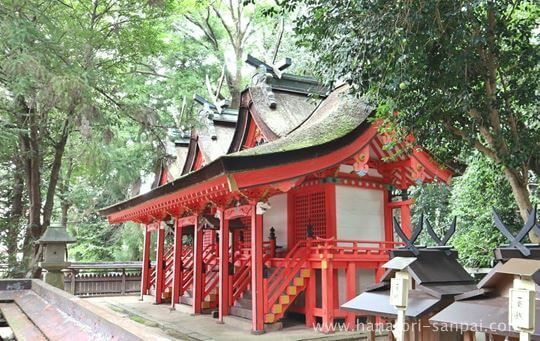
[[263, 238, 404, 314], [310, 239, 403, 258], [163, 245, 175, 289], [264, 240, 309, 313], [149, 264, 156, 290], [231, 253, 251, 304], [181, 246, 194, 293], [202, 243, 219, 301]]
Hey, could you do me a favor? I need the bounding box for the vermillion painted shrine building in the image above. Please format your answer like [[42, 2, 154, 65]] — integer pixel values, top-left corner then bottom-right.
[[100, 60, 452, 334]]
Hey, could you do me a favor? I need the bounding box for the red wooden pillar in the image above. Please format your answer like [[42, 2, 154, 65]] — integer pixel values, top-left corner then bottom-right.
[[383, 190, 394, 242], [375, 266, 386, 283], [218, 209, 230, 323], [140, 225, 151, 300], [321, 258, 335, 333], [304, 268, 316, 328], [154, 224, 165, 304], [251, 204, 265, 334], [401, 203, 412, 238], [171, 221, 183, 308], [345, 262, 357, 329], [192, 217, 203, 314]]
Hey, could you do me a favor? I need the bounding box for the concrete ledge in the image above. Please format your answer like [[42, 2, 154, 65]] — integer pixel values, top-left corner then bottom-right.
[[0, 279, 158, 340], [30, 279, 144, 340]]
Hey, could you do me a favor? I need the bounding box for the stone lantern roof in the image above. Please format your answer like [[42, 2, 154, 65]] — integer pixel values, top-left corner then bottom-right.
[[37, 223, 76, 244]]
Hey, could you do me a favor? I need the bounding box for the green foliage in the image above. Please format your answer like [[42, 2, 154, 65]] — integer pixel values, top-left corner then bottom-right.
[[410, 155, 537, 267], [286, 0, 540, 226], [450, 156, 521, 267]]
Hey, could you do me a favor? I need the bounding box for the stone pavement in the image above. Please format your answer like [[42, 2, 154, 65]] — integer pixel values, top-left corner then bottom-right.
[[85, 296, 384, 341]]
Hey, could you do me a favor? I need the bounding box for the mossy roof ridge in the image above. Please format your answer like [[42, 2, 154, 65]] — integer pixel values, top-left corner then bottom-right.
[[234, 84, 371, 156], [249, 87, 321, 138]]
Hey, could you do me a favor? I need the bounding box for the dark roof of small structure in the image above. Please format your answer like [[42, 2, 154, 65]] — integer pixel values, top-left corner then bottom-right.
[[341, 290, 444, 319], [342, 247, 477, 319], [100, 84, 371, 216], [383, 249, 476, 297], [494, 245, 540, 262], [430, 297, 540, 338], [430, 258, 540, 337]]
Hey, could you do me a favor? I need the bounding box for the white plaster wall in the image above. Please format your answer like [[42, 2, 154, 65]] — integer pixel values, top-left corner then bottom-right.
[[338, 269, 376, 304], [336, 185, 384, 241], [263, 193, 288, 248]]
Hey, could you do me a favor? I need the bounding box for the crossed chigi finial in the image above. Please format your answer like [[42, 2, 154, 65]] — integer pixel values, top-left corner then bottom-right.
[[394, 212, 457, 256], [493, 205, 539, 256]]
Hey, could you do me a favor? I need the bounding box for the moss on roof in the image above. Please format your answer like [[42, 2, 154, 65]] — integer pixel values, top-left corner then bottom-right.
[[234, 84, 371, 156]]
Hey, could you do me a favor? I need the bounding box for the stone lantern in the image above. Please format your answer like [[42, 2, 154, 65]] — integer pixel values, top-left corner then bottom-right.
[[37, 223, 76, 289]]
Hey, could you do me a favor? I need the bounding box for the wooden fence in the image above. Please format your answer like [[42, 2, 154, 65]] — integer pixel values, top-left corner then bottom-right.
[[63, 262, 143, 297]]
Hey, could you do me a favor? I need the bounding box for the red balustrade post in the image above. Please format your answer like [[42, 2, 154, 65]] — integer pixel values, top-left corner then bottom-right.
[[193, 216, 203, 314], [375, 265, 386, 283], [304, 268, 316, 328], [345, 262, 357, 329], [171, 220, 183, 308], [251, 204, 265, 334], [154, 224, 165, 304], [218, 209, 230, 323], [140, 225, 151, 300], [321, 243, 335, 333], [400, 201, 413, 238], [268, 227, 276, 258]]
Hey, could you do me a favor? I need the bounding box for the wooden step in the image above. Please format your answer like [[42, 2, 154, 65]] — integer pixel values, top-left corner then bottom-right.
[[278, 295, 290, 305], [234, 297, 252, 308], [286, 286, 297, 295], [264, 313, 276, 324], [293, 277, 305, 286], [299, 269, 311, 278], [230, 305, 252, 320], [271, 304, 282, 314]]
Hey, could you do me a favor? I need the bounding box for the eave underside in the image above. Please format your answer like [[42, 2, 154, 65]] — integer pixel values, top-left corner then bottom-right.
[[103, 123, 451, 225]]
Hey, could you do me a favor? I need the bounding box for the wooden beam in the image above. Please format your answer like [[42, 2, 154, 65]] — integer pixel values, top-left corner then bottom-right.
[[140, 225, 151, 299], [218, 209, 230, 322], [251, 205, 265, 334], [321, 257, 335, 333], [171, 221, 183, 307], [154, 225, 165, 304], [345, 262, 357, 329], [192, 216, 203, 314]]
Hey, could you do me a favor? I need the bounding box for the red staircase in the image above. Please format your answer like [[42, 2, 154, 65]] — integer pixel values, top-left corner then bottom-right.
[[181, 245, 194, 294], [162, 245, 175, 299], [201, 243, 219, 309], [149, 264, 156, 292], [264, 241, 310, 324]]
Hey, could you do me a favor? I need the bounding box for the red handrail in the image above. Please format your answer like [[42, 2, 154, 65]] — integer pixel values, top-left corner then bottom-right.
[[265, 241, 309, 313], [231, 253, 251, 303], [202, 243, 219, 299]]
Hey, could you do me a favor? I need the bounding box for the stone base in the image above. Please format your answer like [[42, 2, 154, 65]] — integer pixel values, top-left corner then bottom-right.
[[43, 271, 64, 290]]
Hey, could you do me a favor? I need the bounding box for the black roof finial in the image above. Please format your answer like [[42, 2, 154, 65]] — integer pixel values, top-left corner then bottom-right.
[[393, 213, 424, 256], [425, 215, 457, 247], [493, 205, 538, 256], [245, 54, 291, 79]]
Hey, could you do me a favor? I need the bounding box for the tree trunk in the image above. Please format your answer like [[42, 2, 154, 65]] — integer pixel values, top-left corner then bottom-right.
[[16, 97, 43, 276], [59, 158, 74, 227], [27, 119, 71, 278], [6, 154, 25, 277], [42, 119, 70, 229], [503, 166, 538, 242], [226, 46, 244, 109]]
